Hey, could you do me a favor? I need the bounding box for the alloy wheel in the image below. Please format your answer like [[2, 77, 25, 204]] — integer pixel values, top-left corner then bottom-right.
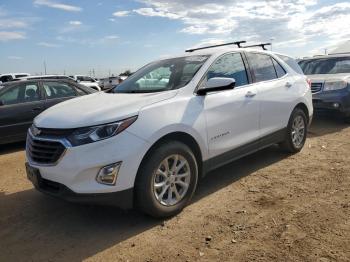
[[291, 115, 305, 148], [153, 154, 191, 206]]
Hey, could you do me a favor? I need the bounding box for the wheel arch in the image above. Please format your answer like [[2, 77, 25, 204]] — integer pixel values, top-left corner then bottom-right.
[[135, 131, 204, 184], [294, 102, 310, 123]]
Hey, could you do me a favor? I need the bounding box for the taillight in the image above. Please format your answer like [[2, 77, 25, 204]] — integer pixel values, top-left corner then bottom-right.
[[306, 79, 311, 89]]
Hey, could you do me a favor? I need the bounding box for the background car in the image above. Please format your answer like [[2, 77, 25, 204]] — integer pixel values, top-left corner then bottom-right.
[[299, 54, 350, 123], [69, 75, 102, 91], [0, 79, 96, 144], [99, 76, 122, 90], [0, 73, 30, 83]]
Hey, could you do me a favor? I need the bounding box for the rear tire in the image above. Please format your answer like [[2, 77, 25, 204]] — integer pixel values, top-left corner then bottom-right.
[[280, 108, 308, 153], [135, 141, 198, 218]]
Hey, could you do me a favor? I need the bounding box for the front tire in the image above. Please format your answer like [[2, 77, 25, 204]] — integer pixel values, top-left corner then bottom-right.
[[135, 141, 198, 218], [280, 108, 308, 153]]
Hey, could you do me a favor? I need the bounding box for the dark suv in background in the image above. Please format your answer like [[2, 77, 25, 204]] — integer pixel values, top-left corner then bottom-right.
[[299, 54, 350, 123], [0, 79, 96, 144]]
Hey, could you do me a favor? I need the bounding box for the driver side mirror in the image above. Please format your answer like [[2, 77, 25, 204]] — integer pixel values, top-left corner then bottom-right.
[[197, 77, 236, 96], [0, 100, 4, 106]]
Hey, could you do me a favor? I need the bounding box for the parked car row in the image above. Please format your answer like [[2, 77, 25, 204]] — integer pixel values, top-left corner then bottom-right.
[[0, 74, 102, 91], [0, 73, 30, 83]]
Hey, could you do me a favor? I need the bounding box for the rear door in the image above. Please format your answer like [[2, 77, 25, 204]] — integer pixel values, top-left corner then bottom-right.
[[0, 81, 44, 142], [245, 52, 295, 137], [41, 81, 79, 109]]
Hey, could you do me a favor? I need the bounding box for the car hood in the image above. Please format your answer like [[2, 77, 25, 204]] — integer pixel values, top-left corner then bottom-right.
[[35, 91, 177, 129], [307, 73, 350, 83]]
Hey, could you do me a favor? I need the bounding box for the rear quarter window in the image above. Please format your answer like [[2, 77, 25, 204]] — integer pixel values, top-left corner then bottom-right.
[[277, 55, 304, 74]]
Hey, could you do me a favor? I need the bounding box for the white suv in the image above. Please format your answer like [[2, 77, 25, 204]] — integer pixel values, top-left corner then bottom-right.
[[25, 45, 313, 218]]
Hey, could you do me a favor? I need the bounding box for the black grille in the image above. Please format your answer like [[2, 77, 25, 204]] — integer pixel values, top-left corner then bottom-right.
[[27, 135, 66, 165], [311, 82, 323, 93], [30, 125, 74, 138]]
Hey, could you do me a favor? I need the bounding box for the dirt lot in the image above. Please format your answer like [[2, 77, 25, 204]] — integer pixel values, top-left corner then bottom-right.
[[0, 115, 349, 262]]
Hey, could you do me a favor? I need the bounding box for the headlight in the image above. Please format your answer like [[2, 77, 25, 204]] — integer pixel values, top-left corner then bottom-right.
[[67, 116, 137, 146], [323, 80, 348, 91]]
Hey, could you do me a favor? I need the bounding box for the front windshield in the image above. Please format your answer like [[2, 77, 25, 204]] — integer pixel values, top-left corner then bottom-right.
[[299, 57, 350, 75], [112, 55, 209, 93]]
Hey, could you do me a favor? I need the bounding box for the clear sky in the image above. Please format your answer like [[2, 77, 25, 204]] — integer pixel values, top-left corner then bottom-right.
[[0, 0, 349, 77]]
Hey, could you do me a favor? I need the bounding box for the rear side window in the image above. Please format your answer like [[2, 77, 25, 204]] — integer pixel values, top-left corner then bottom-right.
[[246, 53, 277, 82], [277, 55, 304, 74], [43, 82, 77, 99], [205, 53, 249, 87]]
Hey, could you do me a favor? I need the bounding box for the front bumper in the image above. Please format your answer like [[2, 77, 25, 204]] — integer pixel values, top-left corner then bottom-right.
[[26, 130, 150, 197], [26, 162, 133, 208], [313, 89, 350, 116]]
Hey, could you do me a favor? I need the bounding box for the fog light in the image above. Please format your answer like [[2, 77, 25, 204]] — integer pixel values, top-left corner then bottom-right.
[[333, 103, 340, 108], [96, 162, 121, 186]]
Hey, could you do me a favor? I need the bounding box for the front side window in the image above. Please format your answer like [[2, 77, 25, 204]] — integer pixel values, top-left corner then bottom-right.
[[43, 82, 77, 99], [299, 57, 350, 75], [247, 53, 277, 82], [204, 53, 249, 87], [0, 83, 40, 105], [112, 55, 209, 93]]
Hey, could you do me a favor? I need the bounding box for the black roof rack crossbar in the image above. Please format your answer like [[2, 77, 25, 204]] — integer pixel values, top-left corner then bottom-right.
[[243, 43, 271, 50], [185, 41, 246, 53]]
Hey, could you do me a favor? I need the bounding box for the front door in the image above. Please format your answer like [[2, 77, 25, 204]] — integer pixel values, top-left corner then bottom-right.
[[202, 52, 260, 159]]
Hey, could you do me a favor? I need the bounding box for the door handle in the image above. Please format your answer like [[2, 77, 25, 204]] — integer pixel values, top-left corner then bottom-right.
[[245, 91, 256, 98], [285, 82, 292, 88], [32, 107, 43, 111]]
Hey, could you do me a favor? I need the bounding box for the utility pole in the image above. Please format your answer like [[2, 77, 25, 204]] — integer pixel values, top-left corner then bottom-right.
[[43, 61, 47, 75]]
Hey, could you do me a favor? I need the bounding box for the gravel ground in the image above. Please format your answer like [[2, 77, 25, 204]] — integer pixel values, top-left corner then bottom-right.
[[0, 115, 349, 262]]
